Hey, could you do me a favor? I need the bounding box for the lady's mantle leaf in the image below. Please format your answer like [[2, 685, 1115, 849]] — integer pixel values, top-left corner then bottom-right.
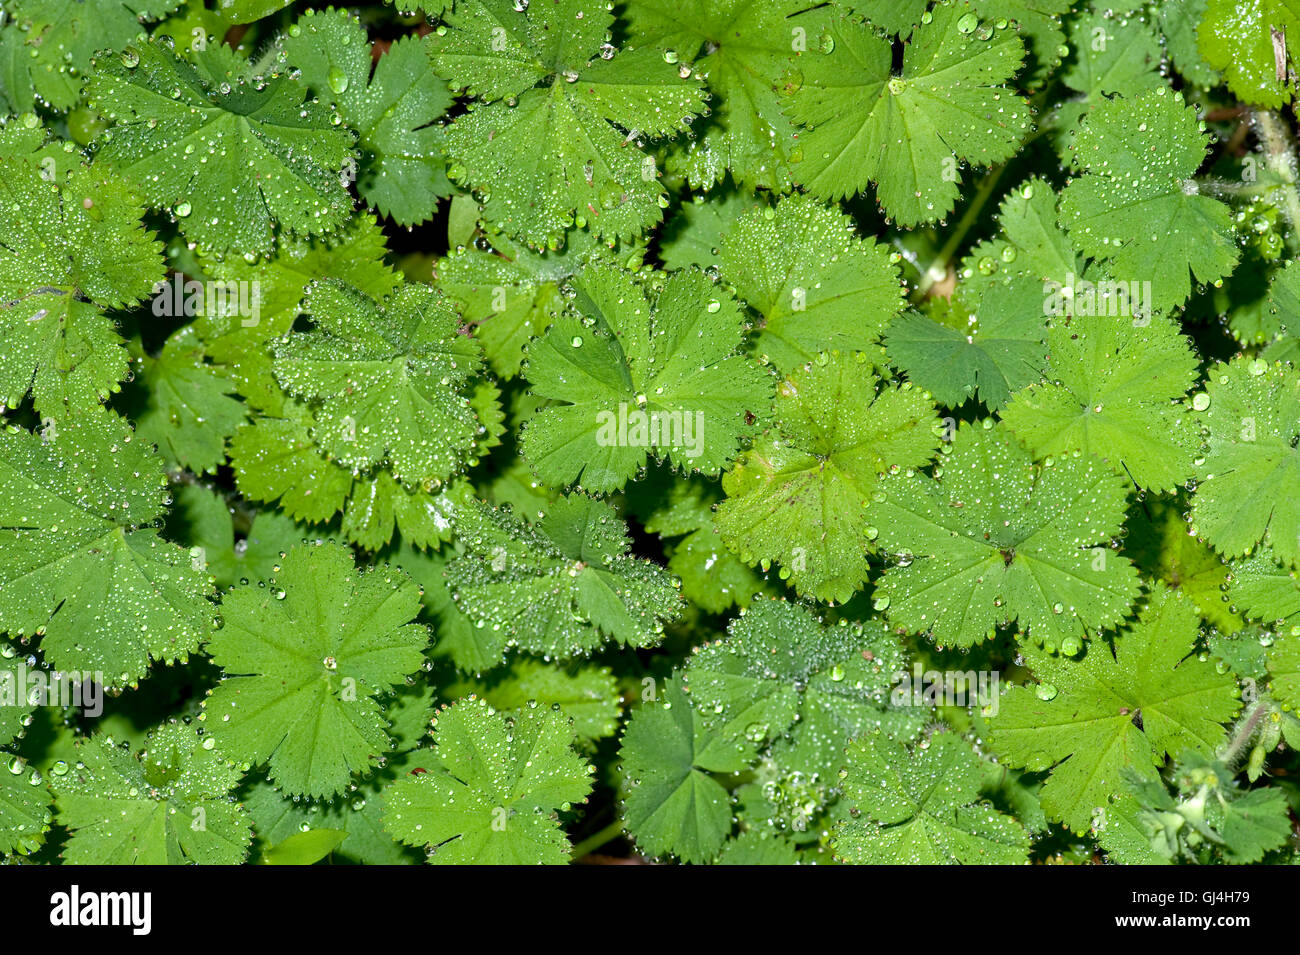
[[619, 0, 817, 192], [874, 421, 1140, 649], [87, 39, 356, 254], [428, 0, 706, 244], [1058, 89, 1238, 313], [0, 756, 52, 856], [886, 279, 1048, 412], [718, 194, 905, 371], [1198, 0, 1300, 108], [783, 1, 1029, 225], [620, 677, 753, 863], [445, 494, 684, 660], [0, 412, 213, 686], [988, 585, 1239, 832], [273, 279, 487, 488], [281, 9, 453, 226], [716, 352, 940, 603], [686, 599, 924, 777], [384, 698, 592, 864], [1190, 357, 1300, 568], [521, 265, 772, 494], [833, 731, 1029, 864], [54, 722, 251, 865], [0, 130, 164, 416], [1001, 315, 1201, 492], [203, 541, 429, 798]]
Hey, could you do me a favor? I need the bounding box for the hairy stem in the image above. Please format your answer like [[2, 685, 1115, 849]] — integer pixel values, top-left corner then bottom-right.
[[1254, 110, 1300, 254], [1220, 700, 1271, 770]]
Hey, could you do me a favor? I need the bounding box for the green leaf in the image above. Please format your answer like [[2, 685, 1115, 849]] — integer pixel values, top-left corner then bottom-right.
[[1094, 785, 1173, 864], [429, 0, 706, 244], [520, 265, 772, 493], [1198, 0, 1300, 108], [54, 722, 251, 865], [886, 278, 1048, 411], [1159, 0, 1222, 88], [203, 541, 430, 797], [87, 39, 356, 254], [1128, 499, 1240, 634], [261, 828, 348, 865], [444, 494, 683, 659], [959, 177, 1084, 304], [1058, 89, 1238, 313], [281, 9, 452, 225], [1, 0, 184, 111], [451, 659, 623, 741], [0, 132, 164, 416], [620, 0, 815, 191], [1063, 6, 1164, 99], [0, 763, 52, 856], [170, 484, 307, 591], [195, 214, 402, 415], [849, 0, 931, 35], [620, 677, 753, 862], [1219, 786, 1293, 862], [783, 1, 1029, 225], [243, 738, 431, 867], [685, 599, 923, 776], [1001, 315, 1201, 492], [131, 327, 247, 474], [0, 412, 214, 686], [988, 585, 1240, 831], [229, 406, 354, 525], [715, 829, 800, 865], [1267, 629, 1300, 708], [1190, 357, 1300, 568], [658, 189, 762, 272], [439, 230, 618, 378], [244, 748, 434, 866], [273, 279, 488, 488], [393, 542, 501, 673], [833, 731, 1029, 864], [1228, 259, 1300, 347], [1050, 4, 1164, 151], [384, 699, 592, 864], [220, 0, 294, 24], [718, 194, 904, 371], [873, 421, 1140, 649], [230, 407, 468, 550], [968, 0, 1071, 88], [1230, 547, 1299, 629], [716, 352, 940, 603], [639, 477, 767, 613]]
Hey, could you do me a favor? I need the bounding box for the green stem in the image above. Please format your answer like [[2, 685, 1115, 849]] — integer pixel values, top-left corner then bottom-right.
[[913, 162, 1009, 298], [571, 819, 625, 859], [1220, 700, 1270, 769], [1254, 110, 1300, 255]]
